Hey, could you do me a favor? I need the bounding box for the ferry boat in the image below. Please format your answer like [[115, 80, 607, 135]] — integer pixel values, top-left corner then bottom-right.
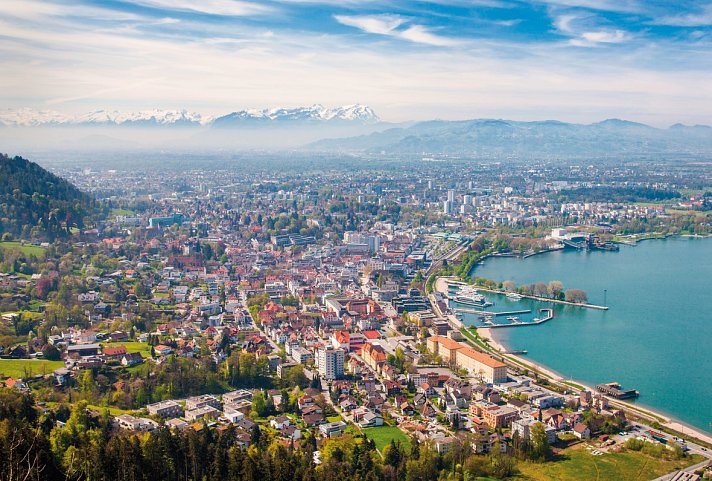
[[506, 292, 523, 300], [454, 294, 493, 308], [453, 286, 493, 307]]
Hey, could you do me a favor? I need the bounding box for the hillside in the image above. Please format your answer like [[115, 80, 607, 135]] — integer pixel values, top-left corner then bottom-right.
[[0, 154, 94, 240]]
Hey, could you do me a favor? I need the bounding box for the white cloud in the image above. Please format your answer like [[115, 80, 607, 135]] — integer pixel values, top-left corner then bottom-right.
[[655, 4, 712, 27], [536, 0, 643, 14], [334, 14, 460, 46], [334, 14, 406, 36], [554, 13, 629, 47], [128, 0, 273, 16]]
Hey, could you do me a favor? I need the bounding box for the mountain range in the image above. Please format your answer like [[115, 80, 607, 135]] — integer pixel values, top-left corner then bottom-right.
[[308, 118, 712, 157], [0, 104, 379, 128], [3, 105, 712, 156]]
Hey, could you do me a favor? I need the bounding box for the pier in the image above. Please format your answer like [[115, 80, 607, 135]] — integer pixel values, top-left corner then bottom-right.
[[446, 281, 609, 310], [452, 308, 532, 316], [596, 382, 640, 399]]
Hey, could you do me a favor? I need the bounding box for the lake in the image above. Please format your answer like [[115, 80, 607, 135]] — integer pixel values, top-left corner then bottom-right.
[[464, 237, 712, 434]]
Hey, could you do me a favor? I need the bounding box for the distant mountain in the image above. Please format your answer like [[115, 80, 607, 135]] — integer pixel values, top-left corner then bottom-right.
[[308, 118, 712, 157], [0, 154, 95, 240], [0, 104, 378, 128], [213, 104, 378, 126], [0, 108, 208, 127]]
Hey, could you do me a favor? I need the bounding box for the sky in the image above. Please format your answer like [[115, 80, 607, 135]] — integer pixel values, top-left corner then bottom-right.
[[3, 0, 712, 125]]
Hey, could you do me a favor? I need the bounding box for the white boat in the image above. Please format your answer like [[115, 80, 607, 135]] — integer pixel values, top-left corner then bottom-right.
[[506, 316, 520, 322], [506, 292, 523, 300]]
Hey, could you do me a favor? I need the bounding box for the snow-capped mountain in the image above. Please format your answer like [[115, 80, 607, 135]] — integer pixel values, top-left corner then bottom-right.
[[74, 109, 209, 126], [0, 108, 209, 127], [0, 104, 379, 127], [212, 104, 379, 126]]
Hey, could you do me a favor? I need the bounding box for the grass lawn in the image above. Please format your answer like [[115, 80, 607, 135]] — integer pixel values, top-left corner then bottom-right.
[[0, 359, 64, 378], [516, 446, 703, 481], [362, 425, 411, 452], [103, 341, 153, 357], [87, 404, 135, 416], [0, 241, 46, 258], [111, 208, 135, 216]]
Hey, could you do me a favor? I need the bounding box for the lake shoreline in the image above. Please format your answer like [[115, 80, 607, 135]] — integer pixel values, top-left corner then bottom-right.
[[460, 236, 712, 439], [477, 325, 712, 445]]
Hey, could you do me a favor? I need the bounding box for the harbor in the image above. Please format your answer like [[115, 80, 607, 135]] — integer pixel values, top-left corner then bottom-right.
[[444, 280, 556, 327]]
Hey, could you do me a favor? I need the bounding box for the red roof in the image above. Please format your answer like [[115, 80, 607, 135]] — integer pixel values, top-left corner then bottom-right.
[[363, 330, 381, 340]]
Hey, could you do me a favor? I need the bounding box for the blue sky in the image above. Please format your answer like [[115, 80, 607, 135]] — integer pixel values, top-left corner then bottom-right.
[[2, 0, 712, 125]]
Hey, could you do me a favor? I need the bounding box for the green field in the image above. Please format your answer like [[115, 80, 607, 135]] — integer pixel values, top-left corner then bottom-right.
[[103, 341, 152, 357], [0, 242, 46, 258], [517, 447, 703, 481], [362, 425, 411, 452], [0, 359, 64, 378], [111, 208, 135, 216]]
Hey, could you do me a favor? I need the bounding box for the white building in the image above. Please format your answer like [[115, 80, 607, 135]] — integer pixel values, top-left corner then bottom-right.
[[316, 346, 345, 380]]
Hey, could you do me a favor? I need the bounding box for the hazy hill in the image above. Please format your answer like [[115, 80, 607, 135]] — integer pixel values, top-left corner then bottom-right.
[[308, 118, 712, 157], [0, 154, 94, 240]]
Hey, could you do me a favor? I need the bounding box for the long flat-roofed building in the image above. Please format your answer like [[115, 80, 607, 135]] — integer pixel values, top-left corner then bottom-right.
[[426, 336, 507, 383]]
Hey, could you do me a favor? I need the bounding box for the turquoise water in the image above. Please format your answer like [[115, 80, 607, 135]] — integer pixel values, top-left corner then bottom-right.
[[465, 237, 712, 434]]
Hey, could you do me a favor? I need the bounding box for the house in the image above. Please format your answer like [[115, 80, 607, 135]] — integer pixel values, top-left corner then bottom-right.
[[417, 383, 435, 397], [154, 344, 173, 355], [270, 416, 291, 430], [222, 406, 245, 423], [359, 411, 384, 428], [573, 423, 591, 439], [434, 437, 459, 454], [319, 421, 347, 438], [302, 413, 325, 426], [121, 353, 143, 366], [400, 403, 416, 416], [116, 414, 158, 432], [102, 345, 128, 360]]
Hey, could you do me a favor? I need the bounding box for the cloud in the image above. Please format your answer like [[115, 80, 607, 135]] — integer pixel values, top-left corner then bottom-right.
[[554, 13, 629, 47], [655, 4, 712, 27], [334, 14, 406, 36], [536, 0, 643, 14], [334, 14, 460, 46], [128, 0, 273, 16]]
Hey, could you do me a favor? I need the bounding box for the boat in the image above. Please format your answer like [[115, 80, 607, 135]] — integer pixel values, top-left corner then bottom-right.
[[506, 292, 523, 300], [454, 295, 493, 308], [506, 316, 520, 322]]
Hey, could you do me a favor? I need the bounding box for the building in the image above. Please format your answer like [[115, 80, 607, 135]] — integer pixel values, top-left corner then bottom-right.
[[512, 417, 557, 444], [316, 346, 345, 380], [185, 406, 220, 422], [147, 400, 183, 418], [361, 342, 387, 371], [426, 336, 507, 383], [185, 394, 221, 411], [319, 421, 347, 438], [149, 213, 184, 229]]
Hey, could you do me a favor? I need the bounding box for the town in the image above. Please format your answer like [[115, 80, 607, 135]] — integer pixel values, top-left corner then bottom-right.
[[1, 155, 710, 481]]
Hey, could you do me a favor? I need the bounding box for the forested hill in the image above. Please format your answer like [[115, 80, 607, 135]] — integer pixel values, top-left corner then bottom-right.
[[0, 153, 94, 239]]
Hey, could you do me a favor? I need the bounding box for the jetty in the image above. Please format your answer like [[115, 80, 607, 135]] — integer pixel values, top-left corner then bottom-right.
[[595, 382, 640, 399], [446, 280, 609, 310]]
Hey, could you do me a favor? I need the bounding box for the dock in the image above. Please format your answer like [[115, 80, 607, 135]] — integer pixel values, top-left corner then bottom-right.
[[595, 382, 640, 399]]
